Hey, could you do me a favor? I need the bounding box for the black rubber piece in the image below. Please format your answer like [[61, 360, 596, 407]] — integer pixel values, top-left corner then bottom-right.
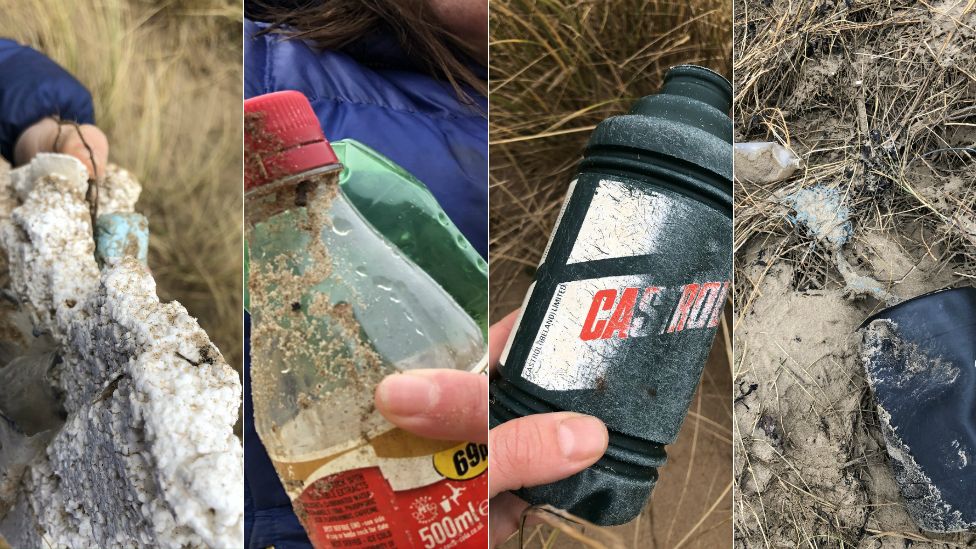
[[860, 286, 976, 532]]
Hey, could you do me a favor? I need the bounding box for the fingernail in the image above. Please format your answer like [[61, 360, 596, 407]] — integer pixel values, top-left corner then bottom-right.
[[376, 373, 438, 417], [557, 415, 607, 461]]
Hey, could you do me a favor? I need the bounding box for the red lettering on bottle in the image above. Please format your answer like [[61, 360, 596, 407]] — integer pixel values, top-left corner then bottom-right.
[[579, 289, 617, 341], [627, 286, 662, 337], [584, 281, 728, 339], [666, 283, 700, 333], [600, 287, 640, 339], [707, 281, 730, 327], [686, 281, 723, 329]]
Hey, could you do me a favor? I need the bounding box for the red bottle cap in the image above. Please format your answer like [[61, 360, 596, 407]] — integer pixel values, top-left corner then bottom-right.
[[244, 90, 340, 191]]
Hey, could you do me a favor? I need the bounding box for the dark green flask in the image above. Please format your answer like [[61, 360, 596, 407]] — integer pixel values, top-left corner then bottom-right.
[[489, 65, 733, 525]]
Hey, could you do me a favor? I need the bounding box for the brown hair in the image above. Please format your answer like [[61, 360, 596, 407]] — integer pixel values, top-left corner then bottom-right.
[[252, 0, 486, 105]]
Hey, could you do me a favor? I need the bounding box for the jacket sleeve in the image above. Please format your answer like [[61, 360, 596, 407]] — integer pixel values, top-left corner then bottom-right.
[[0, 39, 95, 163]]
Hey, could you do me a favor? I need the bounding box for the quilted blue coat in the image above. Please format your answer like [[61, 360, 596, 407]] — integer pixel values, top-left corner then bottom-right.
[[0, 39, 95, 163]]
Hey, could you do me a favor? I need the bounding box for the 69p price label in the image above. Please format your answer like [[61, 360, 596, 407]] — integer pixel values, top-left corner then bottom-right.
[[433, 442, 488, 480]]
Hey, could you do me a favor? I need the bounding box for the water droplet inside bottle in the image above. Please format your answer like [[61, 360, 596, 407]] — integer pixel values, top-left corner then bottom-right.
[[332, 217, 352, 236], [281, 367, 291, 374], [415, 328, 425, 336], [374, 276, 393, 292], [456, 234, 468, 248], [404, 311, 414, 322], [437, 212, 449, 225], [354, 266, 368, 277], [389, 295, 401, 303]]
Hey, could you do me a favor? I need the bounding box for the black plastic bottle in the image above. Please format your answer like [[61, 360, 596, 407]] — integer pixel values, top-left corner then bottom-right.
[[488, 65, 733, 526]]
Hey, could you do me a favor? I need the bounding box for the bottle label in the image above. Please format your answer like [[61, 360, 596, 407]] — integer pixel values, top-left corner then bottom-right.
[[521, 276, 728, 391], [566, 178, 694, 264], [502, 174, 732, 442], [289, 439, 489, 548]]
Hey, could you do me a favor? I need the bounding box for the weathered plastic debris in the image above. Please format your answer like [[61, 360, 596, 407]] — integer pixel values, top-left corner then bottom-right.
[[0, 154, 243, 548], [95, 212, 149, 266], [860, 287, 976, 533], [734, 141, 801, 183], [782, 185, 896, 304]]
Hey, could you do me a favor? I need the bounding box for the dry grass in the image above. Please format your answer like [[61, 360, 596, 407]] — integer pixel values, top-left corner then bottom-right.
[[0, 0, 243, 371], [733, 0, 976, 545], [489, 0, 731, 319], [733, 0, 976, 318], [490, 1, 732, 546]]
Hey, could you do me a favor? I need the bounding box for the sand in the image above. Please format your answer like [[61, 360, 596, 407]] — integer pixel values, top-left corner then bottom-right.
[[734, 229, 976, 546], [733, 0, 976, 541]]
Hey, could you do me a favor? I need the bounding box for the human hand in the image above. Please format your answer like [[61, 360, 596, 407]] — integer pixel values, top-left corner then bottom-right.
[[14, 117, 109, 178], [374, 310, 609, 547]]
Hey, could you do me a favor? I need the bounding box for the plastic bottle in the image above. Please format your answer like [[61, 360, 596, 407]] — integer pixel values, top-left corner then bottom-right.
[[331, 139, 489, 337], [245, 91, 488, 548], [488, 65, 733, 525]]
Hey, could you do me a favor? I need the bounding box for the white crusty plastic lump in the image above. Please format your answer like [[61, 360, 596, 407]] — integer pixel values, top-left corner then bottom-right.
[[0, 154, 243, 548]]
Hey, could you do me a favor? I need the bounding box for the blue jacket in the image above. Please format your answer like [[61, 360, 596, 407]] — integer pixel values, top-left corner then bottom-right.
[[244, 19, 487, 549], [0, 39, 95, 163]]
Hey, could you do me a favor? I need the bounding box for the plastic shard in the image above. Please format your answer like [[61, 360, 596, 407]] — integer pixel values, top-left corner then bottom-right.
[[782, 185, 896, 304], [734, 142, 801, 184], [860, 288, 976, 532]]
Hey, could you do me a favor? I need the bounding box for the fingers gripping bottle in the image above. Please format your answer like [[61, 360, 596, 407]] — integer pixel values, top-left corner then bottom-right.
[[245, 91, 488, 548], [488, 65, 733, 525]]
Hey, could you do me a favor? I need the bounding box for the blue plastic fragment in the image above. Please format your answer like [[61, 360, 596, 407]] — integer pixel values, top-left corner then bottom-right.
[[94, 212, 149, 266]]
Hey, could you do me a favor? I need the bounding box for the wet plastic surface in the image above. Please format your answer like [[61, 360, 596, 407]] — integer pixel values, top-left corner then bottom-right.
[[860, 287, 976, 532], [244, 94, 489, 548], [333, 140, 489, 336], [244, 139, 489, 339]]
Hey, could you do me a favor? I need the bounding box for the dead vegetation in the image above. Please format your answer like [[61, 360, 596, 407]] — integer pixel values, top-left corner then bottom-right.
[[734, 0, 976, 315], [490, 1, 732, 547], [733, 0, 976, 545]]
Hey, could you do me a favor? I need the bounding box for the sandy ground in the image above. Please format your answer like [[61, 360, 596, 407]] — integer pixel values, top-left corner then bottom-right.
[[733, 0, 976, 544], [734, 233, 974, 546]]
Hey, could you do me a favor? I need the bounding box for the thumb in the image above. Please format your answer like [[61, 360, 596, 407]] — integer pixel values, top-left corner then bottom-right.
[[58, 124, 109, 179], [489, 412, 607, 497]]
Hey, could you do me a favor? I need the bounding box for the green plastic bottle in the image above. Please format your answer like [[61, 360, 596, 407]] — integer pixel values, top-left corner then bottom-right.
[[332, 140, 488, 337]]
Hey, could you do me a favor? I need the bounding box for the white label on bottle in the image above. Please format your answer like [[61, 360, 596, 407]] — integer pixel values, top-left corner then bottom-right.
[[521, 274, 647, 391], [567, 179, 688, 264]]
